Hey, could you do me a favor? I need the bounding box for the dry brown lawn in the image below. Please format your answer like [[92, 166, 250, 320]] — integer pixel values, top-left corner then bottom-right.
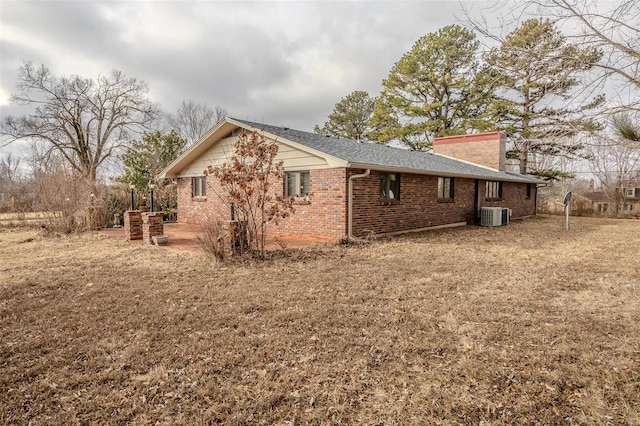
[[1, 215, 639, 425]]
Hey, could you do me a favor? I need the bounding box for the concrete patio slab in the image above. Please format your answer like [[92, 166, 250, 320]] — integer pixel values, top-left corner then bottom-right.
[[100, 222, 334, 253]]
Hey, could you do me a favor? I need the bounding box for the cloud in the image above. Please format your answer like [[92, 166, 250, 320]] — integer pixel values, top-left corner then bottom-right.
[[1, 0, 470, 151]]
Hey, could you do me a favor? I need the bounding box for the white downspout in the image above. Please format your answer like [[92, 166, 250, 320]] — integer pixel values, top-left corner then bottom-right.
[[348, 168, 370, 240]]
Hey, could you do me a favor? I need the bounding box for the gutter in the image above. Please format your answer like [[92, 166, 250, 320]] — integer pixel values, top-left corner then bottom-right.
[[347, 168, 370, 241], [347, 162, 544, 185]]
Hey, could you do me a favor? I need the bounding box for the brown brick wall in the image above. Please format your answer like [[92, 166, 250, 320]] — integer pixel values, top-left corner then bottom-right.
[[177, 177, 224, 224], [177, 169, 537, 240], [433, 132, 506, 171], [350, 170, 476, 237], [124, 210, 142, 241], [177, 168, 348, 240], [478, 180, 537, 219], [277, 168, 347, 240], [142, 212, 164, 244], [350, 171, 537, 237]]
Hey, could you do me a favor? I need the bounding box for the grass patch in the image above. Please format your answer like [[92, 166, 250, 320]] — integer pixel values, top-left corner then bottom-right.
[[1, 216, 639, 424]]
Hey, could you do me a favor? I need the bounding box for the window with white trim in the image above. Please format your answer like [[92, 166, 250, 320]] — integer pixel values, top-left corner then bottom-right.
[[380, 173, 400, 201], [285, 171, 310, 197], [192, 176, 206, 197], [486, 181, 503, 200], [438, 177, 454, 201]]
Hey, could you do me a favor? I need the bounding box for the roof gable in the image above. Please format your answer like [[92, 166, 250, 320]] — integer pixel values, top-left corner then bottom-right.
[[159, 117, 347, 178]]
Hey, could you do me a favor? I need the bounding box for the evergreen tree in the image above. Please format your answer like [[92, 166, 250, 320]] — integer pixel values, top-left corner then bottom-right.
[[370, 25, 493, 150], [120, 130, 186, 211], [612, 113, 640, 143], [314, 91, 376, 140], [485, 18, 603, 178], [121, 130, 186, 189]]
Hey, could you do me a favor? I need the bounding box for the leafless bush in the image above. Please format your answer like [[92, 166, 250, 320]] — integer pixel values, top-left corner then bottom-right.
[[198, 216, 230, 261], [94, 185, 129, 228], [30, 169, 91, 234], [0, 153, 28, 212], [205, 130, 294, 259], [26, 169, 130, 234]]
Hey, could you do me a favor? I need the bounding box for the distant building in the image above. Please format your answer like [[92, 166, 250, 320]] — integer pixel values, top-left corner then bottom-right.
[[582, 179, 640, 217]]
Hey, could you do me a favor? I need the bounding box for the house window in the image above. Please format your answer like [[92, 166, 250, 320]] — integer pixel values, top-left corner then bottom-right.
[[625, 188, 636, 198], [624, 203, 633, 212], [526, 184, 532, 200], [438, 177, 454, 201], [380, 173, 400, 201], [285, 171, 310, 197], [486, 181, 503, 200], [192, 176, 206, 197]]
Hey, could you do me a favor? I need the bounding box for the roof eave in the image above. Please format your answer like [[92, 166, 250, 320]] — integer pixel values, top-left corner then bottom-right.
[[347, 162, 543, 184]]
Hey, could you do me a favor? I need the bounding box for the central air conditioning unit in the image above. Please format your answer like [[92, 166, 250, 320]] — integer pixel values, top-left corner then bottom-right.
[[480, 207, 510, 227]]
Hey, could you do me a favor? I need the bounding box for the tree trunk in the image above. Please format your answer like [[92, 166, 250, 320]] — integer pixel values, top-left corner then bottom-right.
[[519, 141, 529, 175]]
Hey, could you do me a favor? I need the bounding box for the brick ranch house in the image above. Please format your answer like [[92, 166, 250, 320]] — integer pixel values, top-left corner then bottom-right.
[[159, 117, 543, 241]]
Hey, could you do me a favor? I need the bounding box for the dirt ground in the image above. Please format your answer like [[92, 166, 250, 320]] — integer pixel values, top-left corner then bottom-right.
[[1, 215, 639, 425]]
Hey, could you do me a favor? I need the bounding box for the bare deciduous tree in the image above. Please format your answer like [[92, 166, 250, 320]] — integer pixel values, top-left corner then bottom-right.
[[0, 153, 24, 211], [587, 126, 640, 216], [0, 62, 160, 187], [529, 0, 639, 97], [166, 100, 227, 148], [0, 153, 21, 183]]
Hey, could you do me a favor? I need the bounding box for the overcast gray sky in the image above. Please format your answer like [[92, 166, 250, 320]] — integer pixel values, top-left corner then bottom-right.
[[0, 0, 504, 158]]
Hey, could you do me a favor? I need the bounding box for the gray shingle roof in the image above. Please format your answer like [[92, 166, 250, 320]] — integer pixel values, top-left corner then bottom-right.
[[233, 118, 542, 184]]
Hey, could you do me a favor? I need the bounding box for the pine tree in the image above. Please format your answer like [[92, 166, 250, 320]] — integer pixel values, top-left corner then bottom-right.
[[485, 18, 603, 178], [314, 91, 376, 140], [612, 113, 640, 143], [370, 25, 493, 150]]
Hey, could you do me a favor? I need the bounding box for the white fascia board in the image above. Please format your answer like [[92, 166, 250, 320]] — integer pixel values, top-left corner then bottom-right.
[[347, 162, 543, 184]]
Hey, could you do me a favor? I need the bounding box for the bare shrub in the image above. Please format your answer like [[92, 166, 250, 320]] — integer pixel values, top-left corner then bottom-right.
[[205, 130, 294, 259], [31, 169, 93, 234], [28, 169, 130, 234], [94, 185, 129, 228], [198, 216, 230, 261]]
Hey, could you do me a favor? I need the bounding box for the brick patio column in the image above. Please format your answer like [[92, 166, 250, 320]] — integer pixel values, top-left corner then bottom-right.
[[124, 210, 143, 241], [142, 212, 164, 244]]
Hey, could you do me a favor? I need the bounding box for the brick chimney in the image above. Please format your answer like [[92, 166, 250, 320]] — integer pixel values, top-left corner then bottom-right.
[[432, 132, 506, 172]]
